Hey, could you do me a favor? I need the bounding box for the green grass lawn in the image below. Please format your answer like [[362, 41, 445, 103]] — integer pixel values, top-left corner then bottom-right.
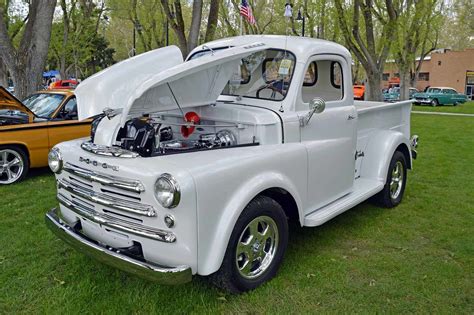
[[412, 100, 474, 114], [1, 114, 473, 313]]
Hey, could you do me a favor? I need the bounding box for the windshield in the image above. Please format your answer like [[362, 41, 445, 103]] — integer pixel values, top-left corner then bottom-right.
[[23, 93, 65, 118], [190, 48, 296, 101]]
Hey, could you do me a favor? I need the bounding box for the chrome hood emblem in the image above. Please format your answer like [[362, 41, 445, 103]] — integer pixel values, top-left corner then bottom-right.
[[81, 141, 139, 158], [79, 156, 119, 171]]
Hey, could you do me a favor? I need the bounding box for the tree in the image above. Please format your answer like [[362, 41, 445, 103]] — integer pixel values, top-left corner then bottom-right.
[[160, 0, 220, 56], [334, 0, 397, 101], [0, 0, 57, 100], [392, 0, 442, 100], [48, 0, 113, 79], [0, 58, 7, 87], [438, 0, 474, 50]]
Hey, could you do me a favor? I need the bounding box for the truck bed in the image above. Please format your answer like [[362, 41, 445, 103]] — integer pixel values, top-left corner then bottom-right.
[[354, 100, 412, 114], [355, 100, 412, 138]]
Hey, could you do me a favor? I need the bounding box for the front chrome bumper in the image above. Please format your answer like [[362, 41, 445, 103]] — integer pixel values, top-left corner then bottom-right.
[[45, 208, 192, 284]]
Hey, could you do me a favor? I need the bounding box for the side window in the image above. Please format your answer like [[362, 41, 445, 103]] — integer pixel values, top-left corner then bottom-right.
[[303, 62, 317, 86], [301, 59, 344, 104], [61, 97, 78, 120], [331, 62, 343, 89]]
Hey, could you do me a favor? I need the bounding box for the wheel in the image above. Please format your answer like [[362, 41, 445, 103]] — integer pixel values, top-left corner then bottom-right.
[[453, 102, 458, 106], [372, 151, 407, 208], [430, 99, 438, 107], [210, 195, 289, 293], [0, 146, 29, 184]]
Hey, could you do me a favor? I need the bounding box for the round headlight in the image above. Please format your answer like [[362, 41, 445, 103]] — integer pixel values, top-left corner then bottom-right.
[[154, 174, 180, 208], [48, 147, 63, 174]]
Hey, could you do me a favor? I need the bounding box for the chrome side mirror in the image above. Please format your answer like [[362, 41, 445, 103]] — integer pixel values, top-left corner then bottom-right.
[[301, 97, 325, 126]]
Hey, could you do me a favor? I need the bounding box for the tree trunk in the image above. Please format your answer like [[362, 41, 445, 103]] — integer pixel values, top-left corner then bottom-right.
[[0, 0, 57, 100], [366, 70, 383, 101], [187, 0, 203, 53], [204, 0, 219, 42], [399, 70, 411, 100], [0, 59, 8, 87]]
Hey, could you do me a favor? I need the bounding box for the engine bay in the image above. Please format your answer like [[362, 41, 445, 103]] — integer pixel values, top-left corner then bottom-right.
[[112, 110, 259, 157], [0, 109, 29, 126]]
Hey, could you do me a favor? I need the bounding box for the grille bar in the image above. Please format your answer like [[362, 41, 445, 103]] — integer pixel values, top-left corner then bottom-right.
[[57, 194, 175, 243], [58, 178, 156, 217], [63, 163, 145, 193]]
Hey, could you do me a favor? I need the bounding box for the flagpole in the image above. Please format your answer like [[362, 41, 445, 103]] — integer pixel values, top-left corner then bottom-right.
[[240, 14, 243, 35]]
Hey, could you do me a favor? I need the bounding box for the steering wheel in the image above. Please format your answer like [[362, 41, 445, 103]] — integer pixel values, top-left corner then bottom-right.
[[256, 80, 286, 99]]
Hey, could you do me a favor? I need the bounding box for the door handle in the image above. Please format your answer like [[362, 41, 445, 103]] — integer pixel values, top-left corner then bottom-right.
[[347, 114, 356, 120]]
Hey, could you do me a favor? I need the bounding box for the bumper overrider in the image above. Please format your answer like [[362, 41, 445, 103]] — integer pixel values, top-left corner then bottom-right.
[[45, 208, 192, 284]]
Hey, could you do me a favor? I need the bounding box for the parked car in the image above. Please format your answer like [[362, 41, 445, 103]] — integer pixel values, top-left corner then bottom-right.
[[353, 85, 365, 100], [0, 87, 90, 184], [45, 36, 418, 293], [6, 86, 14, 95], [413, 87, 468, 106], [48, 79, 79, 90], [383, 87, 418, 102]]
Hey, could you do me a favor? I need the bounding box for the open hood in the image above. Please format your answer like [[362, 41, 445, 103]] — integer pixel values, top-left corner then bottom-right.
[[76, 43, 268, 124], [76, 46, 184, 121], [0, 86, 35, 122]]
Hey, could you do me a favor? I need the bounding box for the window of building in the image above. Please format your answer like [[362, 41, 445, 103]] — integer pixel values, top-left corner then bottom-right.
[[418, 72, 430, 81], [393, 73, 400, 78], [382, 73, 390, 81]]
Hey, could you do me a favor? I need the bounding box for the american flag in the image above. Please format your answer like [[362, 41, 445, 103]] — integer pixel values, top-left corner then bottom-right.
[[240, 0, 256, 25]]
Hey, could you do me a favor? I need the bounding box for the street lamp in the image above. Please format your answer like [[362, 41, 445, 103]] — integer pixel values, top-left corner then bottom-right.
[[132, 21, 142, 56], [296, 8, 305, 37], [166, 10, 175, 47]]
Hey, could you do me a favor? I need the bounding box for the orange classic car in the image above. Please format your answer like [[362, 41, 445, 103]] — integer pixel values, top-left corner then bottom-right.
[[0, 87, 91, 184], [353, 85, 365, 100]]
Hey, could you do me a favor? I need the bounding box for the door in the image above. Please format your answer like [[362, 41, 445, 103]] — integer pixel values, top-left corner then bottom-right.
[[47, 97, 91, 149], [297, 56, 357, 213], [467, 85, 474, 101]]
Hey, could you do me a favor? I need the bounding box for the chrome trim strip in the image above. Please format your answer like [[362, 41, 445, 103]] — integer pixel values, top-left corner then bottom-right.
[[58, 178, 156, 217], [64, 163, 145, 193], [81, 141, 139, 158], [45, 208, 191, 284], [57, 194, 175, 243]]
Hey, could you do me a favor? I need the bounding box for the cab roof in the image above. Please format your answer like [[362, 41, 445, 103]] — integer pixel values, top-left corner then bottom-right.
[[189, 35, 352, 63]]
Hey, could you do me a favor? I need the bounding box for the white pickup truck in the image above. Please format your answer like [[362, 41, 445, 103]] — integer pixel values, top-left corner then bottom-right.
[[45, 35, 418, 293]]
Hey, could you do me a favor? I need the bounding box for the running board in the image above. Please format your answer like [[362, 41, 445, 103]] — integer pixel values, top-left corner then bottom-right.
[[304, 178, 384, 227]]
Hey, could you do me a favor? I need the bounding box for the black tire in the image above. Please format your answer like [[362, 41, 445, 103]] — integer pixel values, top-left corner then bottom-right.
[[453, 101, 458, 106], [209, 195, 289, 293], [372, 151, 407, 208], [0, 145, 29, 184], [430, 99, 438, 107]]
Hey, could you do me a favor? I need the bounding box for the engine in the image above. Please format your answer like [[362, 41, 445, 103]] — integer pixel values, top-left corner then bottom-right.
[[115, 112, 240, 157], [0, 110, 29, 126]]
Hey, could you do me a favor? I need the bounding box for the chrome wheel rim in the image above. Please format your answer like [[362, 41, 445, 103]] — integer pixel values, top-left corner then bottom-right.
[[235, 215, 279, 279], [390, 161, 404, 200], [0, 149, 24, 184]]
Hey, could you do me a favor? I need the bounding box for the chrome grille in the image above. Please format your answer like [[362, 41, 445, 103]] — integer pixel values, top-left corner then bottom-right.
[[58, 178, 156, 217], [57, 194, 175, 242], [63, 163, 145, 193], [58, 164, 176, 243]]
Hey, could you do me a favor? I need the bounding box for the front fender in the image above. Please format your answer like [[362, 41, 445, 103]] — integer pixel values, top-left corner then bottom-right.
[[200, 171, 304, 275], [359, 130, 411, 183], [170, 143, 307, 276]]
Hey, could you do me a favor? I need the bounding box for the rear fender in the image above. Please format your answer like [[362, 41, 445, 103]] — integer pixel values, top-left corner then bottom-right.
[[359, 130, 411, 183]]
